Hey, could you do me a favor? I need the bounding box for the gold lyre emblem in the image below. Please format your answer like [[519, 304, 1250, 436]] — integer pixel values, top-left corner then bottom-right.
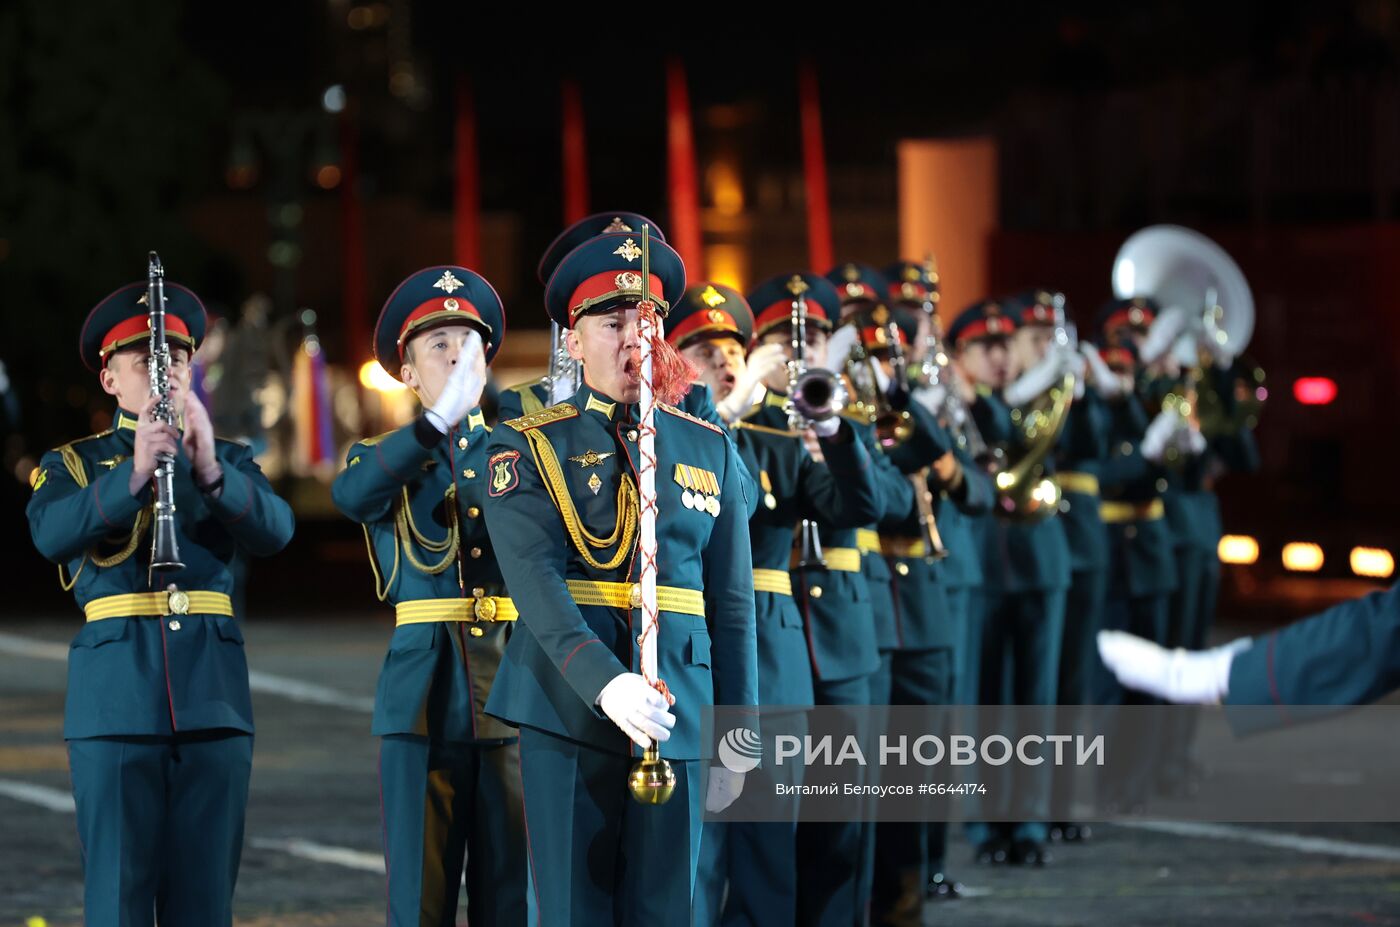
[[492, 460, 513, 493], [568, 449, 615, 468], [433, 270, 464, 294], [614, 239, 642, 262], [701, 285, 726, 308]]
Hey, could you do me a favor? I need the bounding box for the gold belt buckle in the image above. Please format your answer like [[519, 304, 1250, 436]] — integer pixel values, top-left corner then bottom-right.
[[472, 597, 498, 622], [166, 585, 190, 616], [628, 583, 643, 609]]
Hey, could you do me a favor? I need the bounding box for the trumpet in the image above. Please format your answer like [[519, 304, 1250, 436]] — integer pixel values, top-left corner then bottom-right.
[[785, 276, 846, 431], [842, 320, 913, 450], [784, 275, 845, 570]]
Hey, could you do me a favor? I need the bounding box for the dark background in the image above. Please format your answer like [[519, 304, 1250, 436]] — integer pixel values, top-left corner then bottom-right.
[[3, 0, 1396, 615]]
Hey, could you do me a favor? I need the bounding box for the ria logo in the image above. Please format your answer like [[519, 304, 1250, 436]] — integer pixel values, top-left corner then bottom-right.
[[717, 728, 762, 773]]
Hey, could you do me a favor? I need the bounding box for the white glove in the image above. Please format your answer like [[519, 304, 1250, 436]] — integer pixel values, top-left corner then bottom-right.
[[1141, 408, 1186, 462], [821, 323, 860, 374], [913, 383, 948, 417], [1096, 630, 1251, 704], [705, 766, 746, 813], [1138, 306, 1190, 365], [809, 416, 841, 438], [1080, 342, 1124, 398], [423, 330, 485, 434], [596, 672, 676, 750], [1002, 347, 1072, 407], [1202, 332, 1236, 370], [716, 343, 787, 423]]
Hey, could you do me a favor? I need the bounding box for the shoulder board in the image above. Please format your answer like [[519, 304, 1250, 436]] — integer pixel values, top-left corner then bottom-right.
[[56, 429, 115, 453], [732, 420, 800, 439], [508, 377, 547, 394], [659, 403, 722, 434], [357, 429, 399, 447], [505, 403, 579, 431]]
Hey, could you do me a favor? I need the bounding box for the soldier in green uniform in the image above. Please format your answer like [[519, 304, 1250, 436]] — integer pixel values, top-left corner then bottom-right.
[[848, 299, 995, 922], [1135, 321, 1260, 793], [1090, 297, 1196, 809], [1003, 289, 1114, 843], [732, 270, 881, 926], [330, 265, 525, 925], [499, 211, 722, 429], [949, 299, 1073, 866], [482, 232, 758, 926], [669, 281, 882, 926], [27, 281, 295, 925]]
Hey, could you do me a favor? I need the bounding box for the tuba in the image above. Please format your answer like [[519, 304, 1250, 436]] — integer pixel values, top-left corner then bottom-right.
[[1112, 225, 1263, 437]]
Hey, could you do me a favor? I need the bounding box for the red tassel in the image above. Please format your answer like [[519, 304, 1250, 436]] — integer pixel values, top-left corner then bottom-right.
[[639, 302, 697, 407]]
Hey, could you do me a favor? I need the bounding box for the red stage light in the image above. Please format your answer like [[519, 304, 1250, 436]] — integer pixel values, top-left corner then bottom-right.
[[1293, 377, 1337, 405]]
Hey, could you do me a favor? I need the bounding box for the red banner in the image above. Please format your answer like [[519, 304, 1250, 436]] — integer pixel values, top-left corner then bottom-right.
[[666, 58, 703, 274], [561, 79, 589, 225], [799, 60, 833, 272]]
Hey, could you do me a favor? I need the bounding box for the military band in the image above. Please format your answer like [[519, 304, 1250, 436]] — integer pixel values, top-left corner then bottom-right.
[[28, 215, 1277, 925]]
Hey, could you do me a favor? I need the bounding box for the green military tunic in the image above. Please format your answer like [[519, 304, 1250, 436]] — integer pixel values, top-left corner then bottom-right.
[[27, 408, 294, 926]]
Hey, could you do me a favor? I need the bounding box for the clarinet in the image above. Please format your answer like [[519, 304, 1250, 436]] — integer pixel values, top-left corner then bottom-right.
[[147, 252, 184, 571]]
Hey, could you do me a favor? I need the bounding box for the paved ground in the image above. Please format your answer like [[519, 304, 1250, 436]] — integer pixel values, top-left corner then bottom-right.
[[2, 616, 1399, 926]]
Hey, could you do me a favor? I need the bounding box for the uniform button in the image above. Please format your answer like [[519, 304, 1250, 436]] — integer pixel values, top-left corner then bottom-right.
[[626, 429, 638, 442], [168, 620, 181, 631], [472, 587, 485, 597], [1124, 526, 1138, 540], [462, 469, 472, 479], [467, 506, 480, 518], [895, 563, 910, 576], [464, 469, 476, 479], [470, 547, 482, 559], [469, 627, 485, 637], [458, 437, 469, 450], [810, 586, 824, 599], [1155, 478, 1168, 493], [1120, 442, 1134, 456]]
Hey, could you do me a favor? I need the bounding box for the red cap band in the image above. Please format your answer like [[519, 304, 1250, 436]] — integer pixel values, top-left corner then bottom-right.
[[100, 314, 193, 366], [568, 271, 665, 324], [397, 297, 485, 359], [754, 299, 832, 337], [668, 307, 742, 347]]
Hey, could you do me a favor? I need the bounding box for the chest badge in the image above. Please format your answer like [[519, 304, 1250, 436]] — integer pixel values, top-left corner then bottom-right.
[[588, 472, 603, 495], [568, 449, 615, 468], [97, 455, 128, 470], [760, 469, 777, 510], [674, 463, 721, 517]]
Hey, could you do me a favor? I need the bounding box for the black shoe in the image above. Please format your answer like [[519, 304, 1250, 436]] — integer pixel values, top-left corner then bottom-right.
[[1009, 838, 1050, 867], [974, 837, 1011, 865], [926, 871, 963, 900]]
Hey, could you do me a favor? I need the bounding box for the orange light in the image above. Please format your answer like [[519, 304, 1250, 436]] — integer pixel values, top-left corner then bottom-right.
[[314, 165, 342, 190], [1293, 377, 1337, 406], [1350, 547, 1394, 579], [359, 360, 406, 394], [1281, 542, 1325, 573], [1218, 534, 1259, 565]]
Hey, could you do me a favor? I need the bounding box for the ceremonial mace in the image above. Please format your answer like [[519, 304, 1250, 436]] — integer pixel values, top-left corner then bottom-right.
[[627, 223, 677, 805]]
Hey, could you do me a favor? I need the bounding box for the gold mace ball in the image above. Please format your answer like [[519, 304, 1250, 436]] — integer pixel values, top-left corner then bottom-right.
[[628, 744, 676, 805]]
